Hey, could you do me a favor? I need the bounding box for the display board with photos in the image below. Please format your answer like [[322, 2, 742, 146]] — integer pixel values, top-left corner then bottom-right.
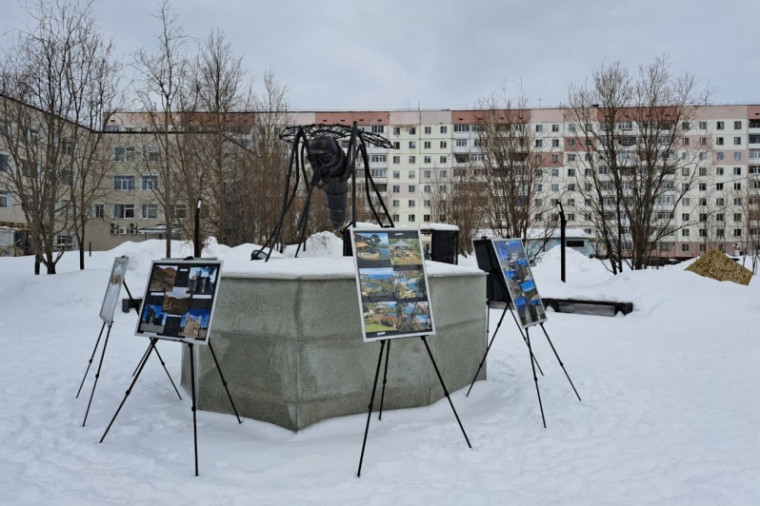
[[491, 238, 548, 329], [100, 256, 130, 324], [351, 229, 435, 341], [135, 259, 222, 345]]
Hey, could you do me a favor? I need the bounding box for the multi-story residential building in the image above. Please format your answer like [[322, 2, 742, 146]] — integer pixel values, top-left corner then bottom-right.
[[3, 99, 760, 260]]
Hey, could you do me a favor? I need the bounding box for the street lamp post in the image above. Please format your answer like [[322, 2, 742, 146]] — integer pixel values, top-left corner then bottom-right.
[[556, 201, 567, 283]]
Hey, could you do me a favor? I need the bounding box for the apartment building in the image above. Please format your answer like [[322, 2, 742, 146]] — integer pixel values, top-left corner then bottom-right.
[[3, 102, 760, 259]]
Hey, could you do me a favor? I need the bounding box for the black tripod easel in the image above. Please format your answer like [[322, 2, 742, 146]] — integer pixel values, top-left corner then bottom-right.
[[99, 338, 242, 476], [466, 301, 545, 399], [466, 304, 580, 428], [467, 239, 581, 428], [357, 336, 472, 477], [77, 280, 181, 427]]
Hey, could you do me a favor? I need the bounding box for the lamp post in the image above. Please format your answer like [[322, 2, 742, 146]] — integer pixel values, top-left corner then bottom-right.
[[556, 201, 567, 283], [194, 198, 202, 258]]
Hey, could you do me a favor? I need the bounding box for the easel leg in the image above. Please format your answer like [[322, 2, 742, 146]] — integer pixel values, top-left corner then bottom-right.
[[152, 343, 182, 400], [539, 323, 581, 402], [82, 323, 113, 427], [466, 304, 509, 396], [420, 336, 472, 449], [100, 339, 156, 443], [378, 340, 391, 420], [77, 321, 106, 398], [131, 346, 151, 376], [208, 342, 242, 424], [525, 329, 547, 428], [189, 343, 199, 477], [512, 311, 544, 377], [357, 340, 387, 478]]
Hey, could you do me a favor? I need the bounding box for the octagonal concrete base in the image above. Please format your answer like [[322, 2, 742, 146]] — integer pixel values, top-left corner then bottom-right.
[[181, 257, 487, 431]]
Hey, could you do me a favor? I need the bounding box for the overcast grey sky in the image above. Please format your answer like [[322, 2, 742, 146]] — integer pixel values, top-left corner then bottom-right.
[[2, 0, 759, 111]]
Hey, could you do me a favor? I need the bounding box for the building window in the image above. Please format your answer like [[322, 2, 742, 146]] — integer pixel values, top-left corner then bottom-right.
[[440, 126, 447, 134], [113, 175, 135, 190], [440, 170, 447, 178], [409, 127, 416, 135], [408, 200, 415, 207], [142, 204, 158, 219], [175, 204, 187, 219], [392, 156, 400, 164], [734, 137, 742, 145], [423, 214, 431, 222], [716, 167, 724, 175], [456, 139, 467, 147], [0, 190, 10, 208], [392, 214, 400, 222], [0, 153, 10, 172], [371, 125, 385, 134], [408, 214, 416, 222], [716, 137, 724, 146], [143, 146, 159, 162], [393, 171, 401, 179], [552, 154, 560, 163], [734, 121, 742, 130], [716, 183, 723, 190], [734, 229, 742, 237], [734, 182, 742, 190], [535, 124, 543, 132], [440, 141, 448, 149], [440, 156, 447, 164], [716, 121, 724, 130], [113, 204, 135, 219], [392, 185, 400, 192], [393, 127, 401, 135], [114, 146, 136, 162], [424, 200, 431, 207], [392, 199, 400, 207], [424, 126, 431, 134], [734, 152, 742, 161], [424, 141, 431, 149], [408, 141, 416, 149], [141, 175, 158, 191], [408, 170, 416, 179], [408, 156, 416, 164], [408, 185, 416, 192], [424, 156, 432, 164], [423, 185, 431, 193], [92, 204, 104, 218], [535, 139, 543, 148]]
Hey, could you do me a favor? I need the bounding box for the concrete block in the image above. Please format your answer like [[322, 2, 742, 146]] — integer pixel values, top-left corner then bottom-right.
[[181, 258, 487, 431]]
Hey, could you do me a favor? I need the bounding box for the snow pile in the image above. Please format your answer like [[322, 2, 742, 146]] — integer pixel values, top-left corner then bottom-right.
[[1, 238, 759, 505]]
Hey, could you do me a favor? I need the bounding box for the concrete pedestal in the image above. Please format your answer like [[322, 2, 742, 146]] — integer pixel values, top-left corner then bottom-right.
[[181, 257, 487, 431]]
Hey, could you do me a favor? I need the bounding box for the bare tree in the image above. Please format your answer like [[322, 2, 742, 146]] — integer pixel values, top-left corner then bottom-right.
[[473, 88, 546, 241], [225, 72, 293, 247], [181, 28, 253, 245], [133, 0, 190, 258], [567, 57, 708, 272], [0, 0, 119, 274]]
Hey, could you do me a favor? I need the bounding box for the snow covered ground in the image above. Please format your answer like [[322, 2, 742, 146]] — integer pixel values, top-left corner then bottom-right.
[[1, 235, 759, 505]]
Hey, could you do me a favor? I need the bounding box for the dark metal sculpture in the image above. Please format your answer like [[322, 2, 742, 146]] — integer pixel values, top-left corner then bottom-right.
[[252, 122, 395, 261]]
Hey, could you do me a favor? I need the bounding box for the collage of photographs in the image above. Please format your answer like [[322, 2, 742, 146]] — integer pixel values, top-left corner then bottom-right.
[[351, 229, 435, 341], [491, 239, 548, 329], [136, 260, 222, 344]]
